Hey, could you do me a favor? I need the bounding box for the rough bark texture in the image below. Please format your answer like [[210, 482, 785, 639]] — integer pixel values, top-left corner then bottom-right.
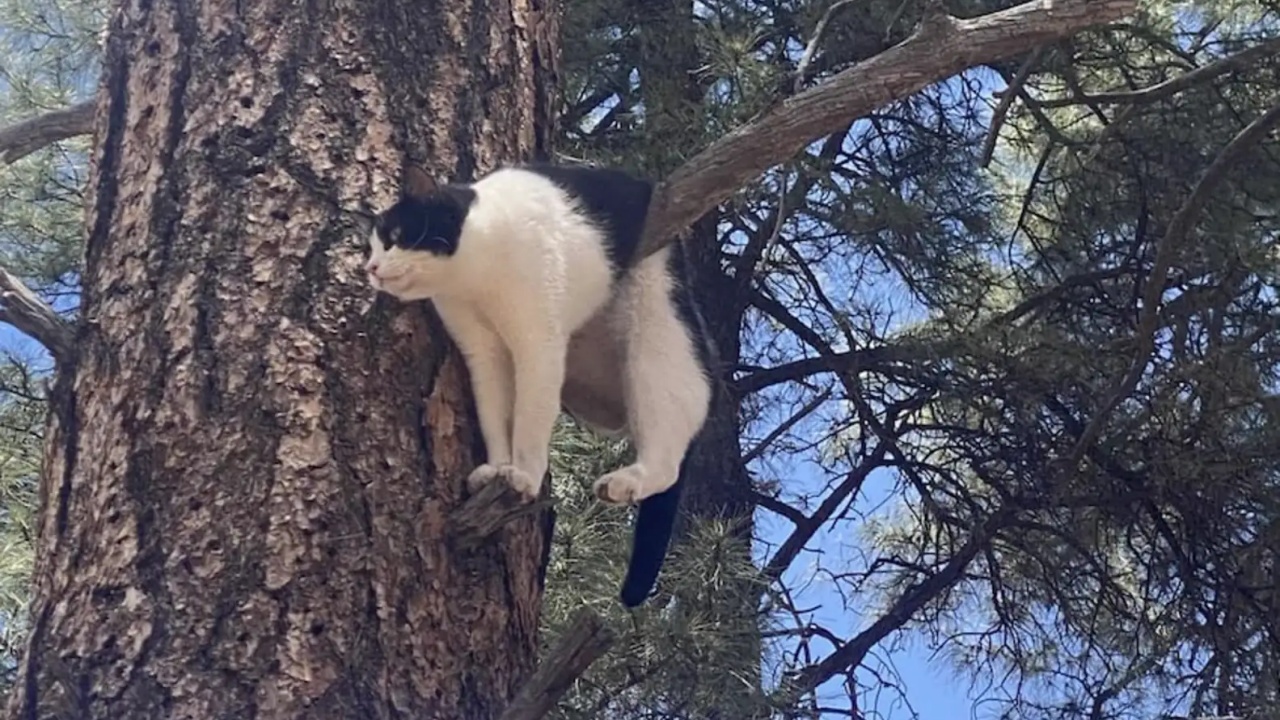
[[9, 0, 560, 718]]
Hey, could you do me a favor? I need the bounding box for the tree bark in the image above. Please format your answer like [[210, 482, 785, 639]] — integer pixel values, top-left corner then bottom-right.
[[8, 0, 560, 717]]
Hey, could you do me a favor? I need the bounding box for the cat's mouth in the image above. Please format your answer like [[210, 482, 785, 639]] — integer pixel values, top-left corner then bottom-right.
[[370, 270, 408, 288], [371, 273, 423, 300]]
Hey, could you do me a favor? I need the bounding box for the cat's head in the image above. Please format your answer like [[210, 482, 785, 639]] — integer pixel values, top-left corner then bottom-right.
[[365, 165, 476, 301]]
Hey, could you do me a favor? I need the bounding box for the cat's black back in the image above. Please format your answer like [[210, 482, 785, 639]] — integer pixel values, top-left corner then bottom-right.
[[521, 163, 653, 275]]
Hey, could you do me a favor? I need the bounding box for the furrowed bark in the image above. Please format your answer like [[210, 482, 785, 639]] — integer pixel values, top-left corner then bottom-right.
[[2, 0, 1141, 717], [9, 0, 560, 718]]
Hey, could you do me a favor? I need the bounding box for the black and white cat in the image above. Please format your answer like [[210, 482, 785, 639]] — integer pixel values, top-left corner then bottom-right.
[[364, 162, 717, 606]]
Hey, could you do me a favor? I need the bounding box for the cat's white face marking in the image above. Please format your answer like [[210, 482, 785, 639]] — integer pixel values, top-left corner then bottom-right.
[[364, 228, 455, 301]]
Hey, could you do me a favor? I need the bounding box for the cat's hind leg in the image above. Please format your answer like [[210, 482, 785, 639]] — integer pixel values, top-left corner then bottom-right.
[[593, 263, 710, 505]]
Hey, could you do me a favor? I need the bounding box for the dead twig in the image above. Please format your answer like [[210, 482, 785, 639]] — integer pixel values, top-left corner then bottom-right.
[[792, 0, 860, 93], [980, 46, 1048, 167], [450, 478, 552, 549]]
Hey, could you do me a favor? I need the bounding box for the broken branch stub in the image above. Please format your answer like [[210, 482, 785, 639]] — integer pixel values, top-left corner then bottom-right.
[[499, 607, 616, 720], [450, 476, 551, 548]]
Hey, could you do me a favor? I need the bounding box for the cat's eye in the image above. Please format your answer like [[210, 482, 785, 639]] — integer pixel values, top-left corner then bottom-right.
[[388, 226, 404, 244]]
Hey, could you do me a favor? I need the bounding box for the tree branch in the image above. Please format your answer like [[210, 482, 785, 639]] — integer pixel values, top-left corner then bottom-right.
[[792, 0, 859, 93], [1063, 99, 1280, 471], [752, 491, 808, 526], [639, 0, 1138, 255], [733, 344, 926, 395], [1029, 36, 1280, 108], [0, 101, 94, 165], [980, 45, 1048, 167], [761, 444, 888, 583], [499, 608, 616, 720], [0, 266, 74, 365], [450, 478, 552, 549], [781, 508, 1013, 697], [741, 389, 831, 465]]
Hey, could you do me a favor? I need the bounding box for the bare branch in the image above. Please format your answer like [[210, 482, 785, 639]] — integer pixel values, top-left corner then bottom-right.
[[980, 46, 1048, 167], [1063, 99, 1280, 470], [782, 508, 1014, 697], [988, 266, 1134, 327], [792, 0, 860, 93], [0, 101, 94, 165], [1030, 36, 1280, 108], [0, 266, 74, 365], [752, 491, 808, 526], [640, 0, 1138, 255], [734, 344, 927, 395], [741, 389, 831, 465], [499, 608, 615, 720], [761, 444, 888, 583]]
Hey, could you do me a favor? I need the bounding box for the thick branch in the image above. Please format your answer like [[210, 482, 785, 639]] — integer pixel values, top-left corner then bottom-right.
[[0, 266, 73, 365], [0, 101, 94, 165], [639, 0, 1138, 255], [499, 608, 616, 720]]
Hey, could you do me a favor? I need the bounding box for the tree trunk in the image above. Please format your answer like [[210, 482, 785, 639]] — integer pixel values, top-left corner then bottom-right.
[[9, 0, 560, 717]]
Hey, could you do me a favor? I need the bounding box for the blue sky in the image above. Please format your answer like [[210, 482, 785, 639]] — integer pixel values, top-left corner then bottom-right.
[[738, 65, 1013, 718]]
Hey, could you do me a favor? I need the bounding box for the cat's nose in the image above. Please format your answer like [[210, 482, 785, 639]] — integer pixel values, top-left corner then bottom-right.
[[365, 259, 381, 277]]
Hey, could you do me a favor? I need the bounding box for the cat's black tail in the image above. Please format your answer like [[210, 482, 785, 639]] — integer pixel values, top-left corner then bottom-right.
[[618, 457, 690, 607]]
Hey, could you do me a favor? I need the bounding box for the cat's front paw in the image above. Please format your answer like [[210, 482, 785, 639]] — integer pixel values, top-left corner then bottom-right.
[[499, 464, 541, 503], [593, 464, 648, 506], [466, 463, 504, 493]]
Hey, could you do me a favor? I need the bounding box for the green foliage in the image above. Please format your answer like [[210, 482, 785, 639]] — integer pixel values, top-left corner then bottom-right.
[[0, 356, 42, 691], [0, 0, 1276, 716], [548, 0, 1280, 718], [543, 420, 773, 719], [0, 0, 103, 297]]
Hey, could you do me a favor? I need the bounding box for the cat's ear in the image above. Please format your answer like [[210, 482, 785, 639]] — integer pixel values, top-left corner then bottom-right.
[[403, 165, 439, 200]]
